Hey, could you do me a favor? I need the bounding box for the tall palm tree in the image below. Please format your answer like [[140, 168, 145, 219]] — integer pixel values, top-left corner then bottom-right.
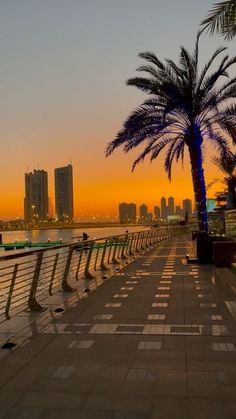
[[208, 150, 236, 208], [106, 34, 236, 232], [201, 0, 236, 40]]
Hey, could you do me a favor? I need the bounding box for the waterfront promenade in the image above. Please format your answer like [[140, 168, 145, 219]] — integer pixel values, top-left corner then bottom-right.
[[0, 235, 236, 418]]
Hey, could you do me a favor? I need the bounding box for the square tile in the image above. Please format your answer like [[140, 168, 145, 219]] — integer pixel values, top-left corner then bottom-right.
[[137, 341, 162, 350], [90, 324, 118, 334], [152, 302, 168, 307], [116, 325, 144, 334], [47, 366, 74, 379], [211, 315, 223, 321], [105, 303, 122, 308], [126, 281, 137, 284], [212, 342, 236, 352], [147, 314, 166, 320], [127, 368, 150, 382], [68, 340, 94, 349]]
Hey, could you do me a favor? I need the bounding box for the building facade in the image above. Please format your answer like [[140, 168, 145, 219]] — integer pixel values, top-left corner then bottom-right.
[[55, 164, 74, 222], [168, 196, 175, 216], [183, 199, 192, 216], [139, 204, 148, 222], [154, 206, 161, 220], [160, 196, 167, 219], [119, 203, 137, 224], [24, 169, 49, 223]]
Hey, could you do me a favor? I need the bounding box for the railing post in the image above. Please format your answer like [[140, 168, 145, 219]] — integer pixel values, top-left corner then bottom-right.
[[62, 247, 74, 292], [128, 234, 135, 255], [49, 253, 59, 295], [148, 230, 152, 247], [75, 248, 83, 280], [100, 240, 109, 271], [28, 252, 45, 311], [84, 243, 95, 279], [140, 232, 146, 251], [112, 236, 120, 264], [145, 230, 151, 249], [107, 238, 114, 263], [94, 245, 101, 271], [120, 235, 128, 259], [5, 263, 18, 320], [135, 232, 141, 253]]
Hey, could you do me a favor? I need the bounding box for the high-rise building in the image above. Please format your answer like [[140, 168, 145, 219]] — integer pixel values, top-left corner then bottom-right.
[[139, 204, 148, 222], [183, 199, 192, 216], [168, 196, 175, 216], [119, 203, 137, 224], [24, 169, 48, 223], [168, 196, 175, 215], [154, 206, 161, 219], [161, 196, 167, 219], [55, 164, 74, 222]]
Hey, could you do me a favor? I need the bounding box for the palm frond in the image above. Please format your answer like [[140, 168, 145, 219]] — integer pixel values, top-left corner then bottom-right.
[[164, 137, 185, 180], [138, 52, 165, 70], [197, 47, 227, 93], [132, 137, 173, 171], [201, 0, 236, 40]]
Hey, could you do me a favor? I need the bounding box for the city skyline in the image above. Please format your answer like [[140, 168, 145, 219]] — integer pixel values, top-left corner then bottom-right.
[[119, 197, 193, 224], [0, 1, 230, 220]]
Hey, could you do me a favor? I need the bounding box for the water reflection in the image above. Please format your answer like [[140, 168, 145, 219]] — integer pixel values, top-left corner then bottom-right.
[[1, 226, 148, 245]]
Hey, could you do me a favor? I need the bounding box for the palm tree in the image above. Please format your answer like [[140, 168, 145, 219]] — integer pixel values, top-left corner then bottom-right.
[[201, 0, 236, 40], [106, 34, 236, 233], [208, 150, 236, 208]]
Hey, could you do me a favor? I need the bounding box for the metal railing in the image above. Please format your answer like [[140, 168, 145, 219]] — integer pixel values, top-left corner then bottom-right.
[[0, 226, 186, 322]]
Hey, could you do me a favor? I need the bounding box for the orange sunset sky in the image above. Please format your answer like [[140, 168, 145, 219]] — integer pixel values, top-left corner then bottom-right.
[[0, 1, 234, 220]]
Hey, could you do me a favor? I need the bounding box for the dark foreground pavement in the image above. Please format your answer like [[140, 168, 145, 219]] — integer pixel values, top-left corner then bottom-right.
[[0, 236, 236, 418]]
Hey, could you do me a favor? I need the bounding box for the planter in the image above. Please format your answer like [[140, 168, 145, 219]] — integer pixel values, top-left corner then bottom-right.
[[196, 232, 230, 263]]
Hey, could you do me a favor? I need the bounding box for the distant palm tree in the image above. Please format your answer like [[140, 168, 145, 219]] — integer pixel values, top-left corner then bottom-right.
[[106, 34, 236, 232], [201, 0, 236, 40], [208, 150, 236, 208]]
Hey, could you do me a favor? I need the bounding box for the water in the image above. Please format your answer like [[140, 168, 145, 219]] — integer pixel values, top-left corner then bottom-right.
[[0, 225, 148, 246]]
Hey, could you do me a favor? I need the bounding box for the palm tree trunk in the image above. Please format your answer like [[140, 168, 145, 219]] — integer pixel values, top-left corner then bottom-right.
[[227, 178, 236, 209], [188, 143, 208, 233]]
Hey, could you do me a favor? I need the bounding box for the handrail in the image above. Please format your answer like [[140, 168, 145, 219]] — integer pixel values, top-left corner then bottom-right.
[[0, 225, 189, 262], [0, 225, 189, 322]]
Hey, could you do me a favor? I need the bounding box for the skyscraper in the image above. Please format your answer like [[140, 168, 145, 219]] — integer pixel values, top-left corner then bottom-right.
[[119, 203, 137, 224], [24, 169, 49, 223], [154, 206, 161, 220], [139, 204, 148, 222], [168, 196, 175, 216], [161, 197, 167, 219], [55, 164, 74, 222], [183, 199, 192, 216]]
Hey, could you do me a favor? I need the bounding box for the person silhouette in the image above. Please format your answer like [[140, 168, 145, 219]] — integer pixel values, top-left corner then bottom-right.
[[82, 232, 88, 240]]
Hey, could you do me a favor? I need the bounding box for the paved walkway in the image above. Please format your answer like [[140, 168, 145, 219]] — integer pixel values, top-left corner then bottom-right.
[[0, 236, 236, 418]]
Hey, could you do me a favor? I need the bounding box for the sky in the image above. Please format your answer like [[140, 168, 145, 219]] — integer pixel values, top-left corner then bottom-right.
[[0, 0, 235, 220]]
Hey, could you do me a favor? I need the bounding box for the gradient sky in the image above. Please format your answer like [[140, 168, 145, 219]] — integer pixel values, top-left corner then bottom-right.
[[0, 0, 235, 220]]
